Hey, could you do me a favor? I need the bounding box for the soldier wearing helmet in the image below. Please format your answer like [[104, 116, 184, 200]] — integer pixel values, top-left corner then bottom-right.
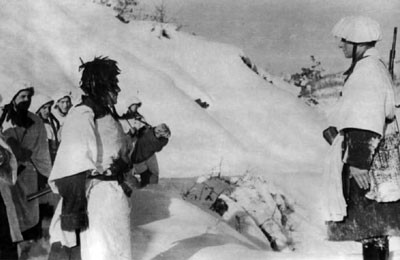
[[0, 81, 52, 256], [52, 90, 73, 128], [324, 16, 399, 260], [116, 93, 171, 188], [117, 95, 146, 136], [30, 93, 60, 163], [48, 57, 132, 260]]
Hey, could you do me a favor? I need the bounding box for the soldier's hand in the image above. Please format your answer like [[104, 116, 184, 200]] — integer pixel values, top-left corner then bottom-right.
[[108, 157, 130, 175], [349, 166, 370, 190]]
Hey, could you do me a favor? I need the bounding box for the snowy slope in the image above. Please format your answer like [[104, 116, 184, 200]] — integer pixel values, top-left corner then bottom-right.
[[4, 1, 398, 260], [0, 0, 329, 181]]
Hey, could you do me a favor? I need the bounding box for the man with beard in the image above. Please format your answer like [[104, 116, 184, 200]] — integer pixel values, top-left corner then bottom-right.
[[0, 81, 52, 246], [48, 57, 132, 260]]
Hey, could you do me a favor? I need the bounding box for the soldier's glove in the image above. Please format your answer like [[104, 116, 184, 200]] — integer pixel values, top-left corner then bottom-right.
[[108, 157, 130, 176], [108, 157, 132, 197]]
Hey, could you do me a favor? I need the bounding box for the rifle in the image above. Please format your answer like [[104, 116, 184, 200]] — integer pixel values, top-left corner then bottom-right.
[[25, 157, 53, 201], [132, 112, 151, 127], [389, 27, 397, 80], [27, 186, 52, 201]]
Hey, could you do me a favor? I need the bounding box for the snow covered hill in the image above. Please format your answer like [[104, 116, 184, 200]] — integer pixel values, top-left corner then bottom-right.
[[0, 0, 329, 182], [4, 1, 400, 259]]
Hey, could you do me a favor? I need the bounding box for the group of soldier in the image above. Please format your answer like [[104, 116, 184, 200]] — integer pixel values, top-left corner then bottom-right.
[[0, 56, 171, 260]]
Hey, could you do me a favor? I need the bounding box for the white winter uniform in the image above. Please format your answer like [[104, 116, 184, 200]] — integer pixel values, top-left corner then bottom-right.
[[49, 105, 132, 260], [52, 109, 67, 140], [52, 109, 67, 128], [324, 47, 396, 221], [331, 47, 395, 135]]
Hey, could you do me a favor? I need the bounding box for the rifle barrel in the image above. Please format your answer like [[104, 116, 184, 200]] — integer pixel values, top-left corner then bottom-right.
[[389, 27, 398, 79], [27, 187, 52, 201]]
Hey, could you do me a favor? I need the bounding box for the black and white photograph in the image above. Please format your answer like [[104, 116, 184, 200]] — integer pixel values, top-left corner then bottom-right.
[[0, 0, 399, 259]]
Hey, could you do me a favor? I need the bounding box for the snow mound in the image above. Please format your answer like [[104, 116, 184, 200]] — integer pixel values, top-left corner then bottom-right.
[[130, 186, 263, 260]]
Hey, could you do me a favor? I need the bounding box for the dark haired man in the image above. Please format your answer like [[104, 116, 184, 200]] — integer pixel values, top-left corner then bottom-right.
[[48, 57, 132, 260]]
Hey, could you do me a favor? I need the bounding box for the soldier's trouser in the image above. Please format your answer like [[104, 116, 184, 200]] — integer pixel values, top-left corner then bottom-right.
[[135, 154, 159, 187], [54, 172, 88, 231], [48, 241, 81, 260], [139, 170, 159, 187]]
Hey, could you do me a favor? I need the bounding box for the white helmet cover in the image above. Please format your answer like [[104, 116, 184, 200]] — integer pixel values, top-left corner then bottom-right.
[[52, 90, 72, 103], [30, 93, 54, 114], [115, 94, 142, 115], [332, 16, 382, 43], [1, 80, 35, 106]]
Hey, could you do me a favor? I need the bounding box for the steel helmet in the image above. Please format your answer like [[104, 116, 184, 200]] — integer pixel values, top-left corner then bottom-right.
[[53, 89, 72, 103], [332, 16, 382, 43], [128, 96, 142, 107], [52, 89, 73, 110], [1, 80, 35, 105], [30, 93, 54, 114], [115, 94, 142, 115]]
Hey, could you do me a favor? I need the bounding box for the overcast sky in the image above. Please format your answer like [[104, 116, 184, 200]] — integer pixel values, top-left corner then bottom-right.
[[144, 0, 400, 75]]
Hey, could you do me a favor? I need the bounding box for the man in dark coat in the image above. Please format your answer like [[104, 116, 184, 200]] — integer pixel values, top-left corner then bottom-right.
[[131, 123, 170, 187], [1, 83, 52, 241]]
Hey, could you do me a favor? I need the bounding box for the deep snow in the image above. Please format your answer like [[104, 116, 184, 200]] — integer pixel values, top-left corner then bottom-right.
[[0, 0, 399, 259]]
